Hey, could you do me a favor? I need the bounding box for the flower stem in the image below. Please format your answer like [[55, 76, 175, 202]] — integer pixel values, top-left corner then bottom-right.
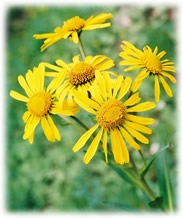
[[78, 34, 86, 60], [138, 150, 147, 167], [70, 116, 89, 131], [58, 114, 85, 134]]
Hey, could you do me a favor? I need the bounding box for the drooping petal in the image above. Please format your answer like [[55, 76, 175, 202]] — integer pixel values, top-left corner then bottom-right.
[[41, 116, 55, 142], [72, 124, 99, 152], [154, 75, 160, 102], [159, 75, 173, 97], [120, 126, 141, 150], [102, 129, 108, 164], [83, 128, 103, 164], [123, 123, 149, 144]]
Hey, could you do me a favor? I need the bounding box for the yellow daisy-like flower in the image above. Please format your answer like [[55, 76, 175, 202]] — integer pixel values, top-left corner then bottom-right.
[[72, 72, 156, 164], [119, 41, 176, 102], [9, 63, 79, 144], [33, 13, 112, 51], [43, 54, 115, 99]]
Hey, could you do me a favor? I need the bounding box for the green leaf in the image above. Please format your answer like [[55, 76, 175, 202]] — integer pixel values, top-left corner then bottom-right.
[[140, 144, 170, 178], [97, 149, 141, 187], [148, 197, 163, 209], [156, 144, 174, 211]]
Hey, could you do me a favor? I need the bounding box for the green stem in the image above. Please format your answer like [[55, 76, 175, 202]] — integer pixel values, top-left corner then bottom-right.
[[139, 150, 147, 167], [130, 153, 156, 201], [78, 34, 86, 60], [58, 114, 85, 134], [70, 116, 89, 131]]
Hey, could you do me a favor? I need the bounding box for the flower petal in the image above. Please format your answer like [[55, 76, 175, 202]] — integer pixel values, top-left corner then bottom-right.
[[83, 128, 103, 164], [72, 124, 99, 152]]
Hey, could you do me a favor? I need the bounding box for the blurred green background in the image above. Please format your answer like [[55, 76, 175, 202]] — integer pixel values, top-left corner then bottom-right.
[[7, 6, 177, 211]]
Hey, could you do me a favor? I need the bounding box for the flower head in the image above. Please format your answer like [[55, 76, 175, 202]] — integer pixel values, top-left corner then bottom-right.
[[43, 54, 115, 100], [10, 63, 79, 144], [119, 41, 176, 102], [33, 13, 113, 51], [72, 72, 156, 164]]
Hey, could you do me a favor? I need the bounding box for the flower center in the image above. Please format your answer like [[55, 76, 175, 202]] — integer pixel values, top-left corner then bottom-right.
[[63, 16, 85, 31], [142, 47, 162, 74], [69, 62, 95, 86], [27, 92, 52, 117], [96, 99, 126, 129]]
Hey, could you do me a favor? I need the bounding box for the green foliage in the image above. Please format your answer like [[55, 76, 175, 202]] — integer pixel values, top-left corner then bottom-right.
[[7, 6, 177, 211]]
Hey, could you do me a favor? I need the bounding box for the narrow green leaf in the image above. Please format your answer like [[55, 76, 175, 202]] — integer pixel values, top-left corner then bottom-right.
[[156, 144, 174, 211], [140, 144, 170, 178]]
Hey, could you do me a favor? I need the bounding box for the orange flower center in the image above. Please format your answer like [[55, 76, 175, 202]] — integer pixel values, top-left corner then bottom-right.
[[69, 62, 95, 86], [96, 99, 126, 129], [63, 16, 85, 31], [27, 92, 52, 117], [142, 46, 162, 74]]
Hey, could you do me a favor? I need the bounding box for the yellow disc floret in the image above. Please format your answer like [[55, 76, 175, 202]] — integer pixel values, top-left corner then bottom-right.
[[63, 16, 85, 31], [27, 92, 52, 117], [69, 62, 95, 86], [96, 99, 126, 129], [142, 46, 162, 74]]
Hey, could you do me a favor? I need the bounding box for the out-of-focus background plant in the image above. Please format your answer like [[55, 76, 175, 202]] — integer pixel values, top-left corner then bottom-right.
[[7, 6, 177, 211]]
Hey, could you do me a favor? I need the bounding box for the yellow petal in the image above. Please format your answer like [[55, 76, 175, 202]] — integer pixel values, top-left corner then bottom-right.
[[125, 114, 155, 125], [102, 129, 108, 164], [47, 114, 61, 141], [120, 126, 141, 150], [124, 120, 152, 134], [110, 129, 119, 163], [73, 90, 100, 110], [123, 123, 149, 144], [154, 75, 160, 102], [72, 31, 79, 44], [162, 66, 176, 72], [112, 75, 124, 98], [113, 129, 124, 164], [126, 102, 156, 112], [159, 75, 173, 97], [160, 72, 176, 83], [72, 124, 99, 152], [85, 13, 112, 25], [122, 40, 144, 56], [131, 78, 143, 93], [117, 76, 132, 100], [116, 129, 129, 163], [157, 50, 167, 59], [74, 98, 97, 115], [41, 116, 55, 142], [123, 92, 141, 106], [83, 128, 103, 164], [10, 90, 28, 102], [83, 23, 111, 30], [22, 111, 31, 123], [28, 130, 35, 144], [23, 116, 40, 139], [17, 75, 33, 97]]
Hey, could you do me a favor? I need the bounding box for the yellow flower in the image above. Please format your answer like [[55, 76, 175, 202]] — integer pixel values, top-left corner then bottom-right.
[[33, 13, 113, 51], [43, 54, 115, 100], [9, 63, 79, 144], [72, 72, 156, 164], [119, 41, 176, 102]]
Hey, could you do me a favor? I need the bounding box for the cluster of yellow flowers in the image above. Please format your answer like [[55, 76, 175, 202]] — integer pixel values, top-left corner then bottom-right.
[[10, 13, 176, 165]]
